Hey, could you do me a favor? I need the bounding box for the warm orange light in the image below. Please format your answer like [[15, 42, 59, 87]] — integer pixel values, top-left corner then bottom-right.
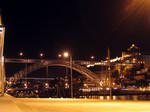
[[63, 52, 69, 58], [125, 0, 150, 21]]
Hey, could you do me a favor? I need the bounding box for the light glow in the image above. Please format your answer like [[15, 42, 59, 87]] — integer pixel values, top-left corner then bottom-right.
[[40, 53, 44, 57], [125, 0, 150, 24], [19, 52, 23, 56], [58, 54, 62, 58], [63, 52, 69, 58]]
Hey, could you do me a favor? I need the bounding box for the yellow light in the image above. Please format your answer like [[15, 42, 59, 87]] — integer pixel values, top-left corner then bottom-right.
[[45, 83, 49, 86], [63, 52, 69, 58], [125, 0, 150, 20]]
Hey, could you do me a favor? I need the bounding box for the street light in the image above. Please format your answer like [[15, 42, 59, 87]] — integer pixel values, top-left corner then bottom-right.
[[39, 53, 44, 58], [39, 53, 48, 85], [91, 56, 95, 60], [58, 54, 62, 58], [19, 52, 28, 88], [19, 52, 23, 56], [107, 48, 112, 100], [39, 52, 44, 63], [63, 52, 73, 98], [63, 52, 69, 57]]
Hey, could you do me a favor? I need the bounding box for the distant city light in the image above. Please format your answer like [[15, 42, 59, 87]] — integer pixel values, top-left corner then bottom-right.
[[19, 52, 23, 56], [24, 83, 27, 88], [40, 53, 44, 57], [58, 54, 62, 58], [91, 56, 94, 59], [45, 83, 49, 88]]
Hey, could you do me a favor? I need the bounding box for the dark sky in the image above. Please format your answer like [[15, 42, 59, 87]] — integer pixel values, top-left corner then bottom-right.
[[1, 0, 150, 60]]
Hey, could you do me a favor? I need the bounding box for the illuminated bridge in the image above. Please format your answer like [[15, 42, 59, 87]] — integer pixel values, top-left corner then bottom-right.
[[4, 46, 150, 88], [5, 58, 108, 87], [5, 52, 150, 88]]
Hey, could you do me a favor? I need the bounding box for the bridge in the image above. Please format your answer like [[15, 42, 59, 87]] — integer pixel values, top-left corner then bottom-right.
[[0, 10, 110, 96], [5, 58, 104, 87], [1, 11, 150, 98]]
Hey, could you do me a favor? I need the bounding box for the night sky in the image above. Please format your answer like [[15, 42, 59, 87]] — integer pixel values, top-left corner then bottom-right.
[[1, 0, 150, 60]]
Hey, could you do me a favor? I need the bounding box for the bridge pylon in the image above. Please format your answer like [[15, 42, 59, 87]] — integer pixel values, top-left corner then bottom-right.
[[0, 10, 5, 97]]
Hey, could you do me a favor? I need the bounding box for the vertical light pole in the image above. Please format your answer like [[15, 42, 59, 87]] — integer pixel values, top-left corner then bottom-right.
[[39, 53, 48, 87], [70, 54, 73, 98], [107, 47, 112, 99], [19, 52, 27, 88], [24, 62, 27, 88], [58, 54, 69, 83], [46, 65, 48, 83], [63, 52, 73, 98]]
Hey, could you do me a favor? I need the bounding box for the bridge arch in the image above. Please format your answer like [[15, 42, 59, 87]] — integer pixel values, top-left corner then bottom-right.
[[8, 60, 101, 87]]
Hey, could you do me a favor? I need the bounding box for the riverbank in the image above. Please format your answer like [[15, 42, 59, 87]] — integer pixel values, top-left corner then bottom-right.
[[1, 94, 150, 112]]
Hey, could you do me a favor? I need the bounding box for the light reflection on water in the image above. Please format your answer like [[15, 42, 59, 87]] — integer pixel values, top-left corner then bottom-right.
[[80, 95, 150, 100]]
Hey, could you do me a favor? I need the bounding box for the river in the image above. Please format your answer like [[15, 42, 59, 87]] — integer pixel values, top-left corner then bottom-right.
[[79, 95, 150, 100]]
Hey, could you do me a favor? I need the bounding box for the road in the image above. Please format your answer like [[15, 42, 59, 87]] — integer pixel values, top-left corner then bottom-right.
[[0, 94, 150, 112]]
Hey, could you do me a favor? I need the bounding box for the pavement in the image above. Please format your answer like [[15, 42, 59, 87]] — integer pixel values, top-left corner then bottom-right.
[[0, 94, 150, 112]]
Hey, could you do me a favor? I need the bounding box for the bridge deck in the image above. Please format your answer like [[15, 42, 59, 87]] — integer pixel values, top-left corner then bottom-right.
[[0, 94, 150, 112]]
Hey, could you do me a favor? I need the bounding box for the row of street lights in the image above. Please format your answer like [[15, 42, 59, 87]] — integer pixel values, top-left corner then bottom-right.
[[18, 51, 107, 99], [18, 51, 73, 98], [18, 52, 95, 60], [17, 51, 112, 99], [19, 52, 44, 58]]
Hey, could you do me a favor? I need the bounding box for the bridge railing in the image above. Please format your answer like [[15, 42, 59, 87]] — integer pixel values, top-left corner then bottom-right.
[[4, 58, 109, 66]]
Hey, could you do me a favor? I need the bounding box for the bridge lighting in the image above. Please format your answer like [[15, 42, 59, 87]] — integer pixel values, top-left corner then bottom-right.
[[35, 90, 39, 93], [24, 83, 27, 88], [87, 65, 90, 68], [8, 81, 12, 85], [65, 83, 69, 88], [113, 82, 115, 86], [45, 83, 49, 86], [84, 84, 87, 87], [45, 82, 49, 88]]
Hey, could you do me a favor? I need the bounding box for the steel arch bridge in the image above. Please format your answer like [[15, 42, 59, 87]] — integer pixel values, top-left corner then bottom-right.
[[8, 60, 101, 87]]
